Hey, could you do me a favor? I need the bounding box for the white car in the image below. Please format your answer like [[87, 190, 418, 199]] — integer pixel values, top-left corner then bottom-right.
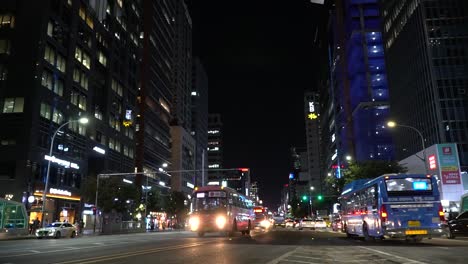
[[299, 219, 315, 230], [36, 222, 77, 239], [314, 219, 327, 229]]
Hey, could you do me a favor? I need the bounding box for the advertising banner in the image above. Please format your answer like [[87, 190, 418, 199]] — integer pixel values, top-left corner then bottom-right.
[[438, 144, 461, 185]]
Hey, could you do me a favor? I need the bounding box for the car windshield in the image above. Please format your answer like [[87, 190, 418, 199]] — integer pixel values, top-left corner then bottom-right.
[[47, 223, 62, 228]]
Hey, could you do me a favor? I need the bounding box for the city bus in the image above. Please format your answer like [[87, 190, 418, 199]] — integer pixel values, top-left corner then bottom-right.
[[339, 174, 446, 242], [188, 186, 254, 237]]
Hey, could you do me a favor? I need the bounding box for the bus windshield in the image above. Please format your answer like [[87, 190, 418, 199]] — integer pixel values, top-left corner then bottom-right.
[[385, 178, 432, 195], [192, 191, 227, 211]]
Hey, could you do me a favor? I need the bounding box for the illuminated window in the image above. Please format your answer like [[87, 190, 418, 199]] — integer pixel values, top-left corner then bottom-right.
[[94, 106, 103, 120], [0, 14, 15, 28], [111, 79, 123, 96], [70, 90, 87, 110], [0, 63, 7, 80], [44, 45, 55, 65], [73, 68, 88, 90], [41, 70, 63, 96], [52, 108, 64, 124], [40, 103, 51, 119], [0, 39, 10, 54], [2, 97, 24, 113], [75, 47, 90, 69], [69, 121, 86, 136], [56, 54, 66, 73], [47, 21, 54, 37], [97, 50, 107, 66], [108, 137, 114, 150]]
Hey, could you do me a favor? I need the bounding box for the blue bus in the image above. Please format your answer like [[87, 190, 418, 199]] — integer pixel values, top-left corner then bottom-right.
[[339, 174, 446, 242]]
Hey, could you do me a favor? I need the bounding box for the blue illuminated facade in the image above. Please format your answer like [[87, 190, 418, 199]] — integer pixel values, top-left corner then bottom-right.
[[326, 0, 394, 173]]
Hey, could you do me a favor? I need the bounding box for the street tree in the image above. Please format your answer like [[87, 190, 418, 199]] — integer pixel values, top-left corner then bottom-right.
[[164, 191, 189, 228], [325, 160, 407, 197]]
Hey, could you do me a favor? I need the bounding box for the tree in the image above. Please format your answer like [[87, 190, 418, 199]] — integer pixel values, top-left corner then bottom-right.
[[146, 189, 162, 212], [83, 176, 139, 218], [325, 160, 407, 197], [164, 191, 189, 227], [288, 196, 306, 218]]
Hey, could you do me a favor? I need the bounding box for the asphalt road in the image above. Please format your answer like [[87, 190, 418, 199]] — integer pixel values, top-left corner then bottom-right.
[[1, 228, 468, 264]]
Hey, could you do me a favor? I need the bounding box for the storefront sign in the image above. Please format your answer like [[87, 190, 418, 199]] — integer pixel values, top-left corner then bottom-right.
[[50, 188, 72, 197], [44, 155, 79, 169]]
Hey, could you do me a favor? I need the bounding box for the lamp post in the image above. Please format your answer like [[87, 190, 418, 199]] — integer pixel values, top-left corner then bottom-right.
[[41, 117, 88, 227], [309, 186, 315, 217], [387, 121, 428, 174]]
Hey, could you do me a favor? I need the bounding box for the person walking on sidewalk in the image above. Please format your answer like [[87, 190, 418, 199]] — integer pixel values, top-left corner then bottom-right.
[[79, 219, 85, 235]]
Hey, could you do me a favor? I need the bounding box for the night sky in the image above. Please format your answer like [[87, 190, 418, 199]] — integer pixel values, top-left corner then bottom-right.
[[188, 1, 328, 209]]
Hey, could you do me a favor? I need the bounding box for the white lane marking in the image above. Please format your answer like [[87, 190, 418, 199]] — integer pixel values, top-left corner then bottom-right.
[[290, 255, 323, 260], [29, 250, 40, 253], [359, 246, 428, 264], [266, 247, 299, 264], [280, 260, 317, 264]]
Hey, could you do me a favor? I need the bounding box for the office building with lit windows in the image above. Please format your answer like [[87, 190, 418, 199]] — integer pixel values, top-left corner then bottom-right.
[[207, 113, 223, 183], [325, 0, 394, 177], [0, 0, 140, 224], [382, 0, 468, 171]]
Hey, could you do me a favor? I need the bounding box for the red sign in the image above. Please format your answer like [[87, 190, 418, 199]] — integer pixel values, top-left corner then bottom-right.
[[428, 155, 437, 170], [442, 147, 452, 155], [442, 170, 461, 184]]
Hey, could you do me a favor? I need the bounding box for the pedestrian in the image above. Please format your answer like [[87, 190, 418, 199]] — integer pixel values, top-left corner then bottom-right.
[[79, 219, 85, 235], [31, 217, 40, 234]]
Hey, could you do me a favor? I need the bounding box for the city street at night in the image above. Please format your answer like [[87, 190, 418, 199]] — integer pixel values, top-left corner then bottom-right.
[[1, 229, 468, 264]]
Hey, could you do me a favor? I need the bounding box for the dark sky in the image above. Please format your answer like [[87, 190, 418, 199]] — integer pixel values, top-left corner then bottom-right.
[[188, 1, 328, 209]]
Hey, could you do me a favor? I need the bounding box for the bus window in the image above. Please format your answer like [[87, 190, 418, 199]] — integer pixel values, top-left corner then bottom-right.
[[385, 178, 432, 195]]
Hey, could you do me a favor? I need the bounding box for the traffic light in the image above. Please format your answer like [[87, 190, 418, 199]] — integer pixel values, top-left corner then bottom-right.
[[302, 195, 308, 201], [317, 195, 323, 201]]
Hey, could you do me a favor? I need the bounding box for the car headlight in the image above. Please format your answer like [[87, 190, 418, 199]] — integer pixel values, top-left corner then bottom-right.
[[215, 216, 227, 229], [260, 220, 270, 228], [189, 217, 200, 231]]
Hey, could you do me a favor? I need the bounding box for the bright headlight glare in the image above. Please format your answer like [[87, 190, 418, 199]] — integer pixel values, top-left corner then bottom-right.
[[261, 220, 270, 228], [189, 217, 200, 231], [215, 215, 227, 229]]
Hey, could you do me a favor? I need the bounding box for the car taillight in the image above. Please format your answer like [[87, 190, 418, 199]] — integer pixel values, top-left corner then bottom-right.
[[438, 204, 445, 222], [380, 205, 388, 222]]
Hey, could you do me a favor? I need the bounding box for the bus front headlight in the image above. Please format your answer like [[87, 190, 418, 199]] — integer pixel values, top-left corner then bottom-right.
[[189, 217, 200, 231], [215, 215, 227, 229]]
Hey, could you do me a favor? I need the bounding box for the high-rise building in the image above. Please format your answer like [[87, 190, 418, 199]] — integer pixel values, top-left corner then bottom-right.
[[191, 57, 209, 187], [382, 0, 468, 171], [207, 113, 223, 183], [0, 0, 140, 223], [324, 0, 394, 179], [169, 0, 195, 195], [304, 91, 322, 192], [136, 0, 175, 189]]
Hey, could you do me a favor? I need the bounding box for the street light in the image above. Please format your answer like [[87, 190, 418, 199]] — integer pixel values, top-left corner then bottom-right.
[[387, 121, 428, 174], [41, 117, 89, 227]]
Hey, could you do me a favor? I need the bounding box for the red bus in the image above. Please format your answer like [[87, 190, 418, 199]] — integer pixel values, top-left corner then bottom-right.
[[188, 186, 254, 237]]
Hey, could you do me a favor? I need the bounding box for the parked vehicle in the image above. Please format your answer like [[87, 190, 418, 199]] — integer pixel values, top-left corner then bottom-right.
[[445, 211, 468, 239], [35, 222, 77, 239]]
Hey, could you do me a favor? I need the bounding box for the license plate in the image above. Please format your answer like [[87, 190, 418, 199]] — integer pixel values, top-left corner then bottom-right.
[[405, 230, 427, 235], [408, 221, 421, 227]]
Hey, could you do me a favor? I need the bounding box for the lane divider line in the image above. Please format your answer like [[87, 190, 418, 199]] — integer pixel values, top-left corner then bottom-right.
[[359, 246, 428, 264], [52, 239, 220, 264]]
